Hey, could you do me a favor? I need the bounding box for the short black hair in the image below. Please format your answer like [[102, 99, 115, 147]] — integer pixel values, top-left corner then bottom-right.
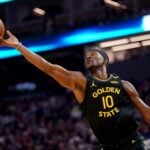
[[85, 46, 109, 65]]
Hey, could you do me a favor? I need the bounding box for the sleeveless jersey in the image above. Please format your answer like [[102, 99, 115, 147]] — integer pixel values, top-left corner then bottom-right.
[[80, 74, 138, 145]]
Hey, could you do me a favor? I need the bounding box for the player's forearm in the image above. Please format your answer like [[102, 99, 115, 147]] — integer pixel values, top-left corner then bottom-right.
[[16, 43, 53, 72]]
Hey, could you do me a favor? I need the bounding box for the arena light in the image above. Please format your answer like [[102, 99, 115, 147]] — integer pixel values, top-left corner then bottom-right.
[[112, 43, 141, 52], [130, 34, 150, 42], [99, 38, 129, 48], [62, 25, 142, 45], [141, 40, 150, 46], [33, 7, 46, 16], [104, 0, 127, 9], [104, 0, 120, 7], [142, 15, 150, 31], [0, 0, 13, 3]]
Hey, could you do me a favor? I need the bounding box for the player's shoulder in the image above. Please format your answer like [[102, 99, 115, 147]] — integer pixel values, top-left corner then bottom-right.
[[121, 80, 133, 86], [71, 71, 85, 78], [121, 80, 138, 94], [70, 71, 87, 85]]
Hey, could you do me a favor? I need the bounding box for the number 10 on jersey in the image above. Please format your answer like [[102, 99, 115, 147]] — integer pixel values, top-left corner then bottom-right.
[[102, 95, 114, 109]]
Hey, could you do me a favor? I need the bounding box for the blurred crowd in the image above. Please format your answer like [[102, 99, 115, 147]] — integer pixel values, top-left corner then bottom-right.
[[0, 78, 150, 150], [0, 91, 99, 150]]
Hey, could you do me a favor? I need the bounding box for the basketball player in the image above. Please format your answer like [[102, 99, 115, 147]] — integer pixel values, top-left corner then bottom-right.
[[0, 31, 150, 150]]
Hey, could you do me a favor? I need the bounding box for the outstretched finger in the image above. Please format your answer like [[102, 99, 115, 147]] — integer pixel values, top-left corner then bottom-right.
[[6, 30, 14, 37]]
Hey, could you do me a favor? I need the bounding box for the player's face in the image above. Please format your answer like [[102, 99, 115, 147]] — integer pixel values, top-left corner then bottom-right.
[[84, 50, 105, 69]]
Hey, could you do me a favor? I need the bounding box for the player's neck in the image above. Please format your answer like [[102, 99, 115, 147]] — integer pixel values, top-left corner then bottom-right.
[[92, 66, 108, 80]]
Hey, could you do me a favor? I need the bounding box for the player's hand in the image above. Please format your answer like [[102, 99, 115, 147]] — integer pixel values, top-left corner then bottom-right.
[[0, 30, 19, 48]]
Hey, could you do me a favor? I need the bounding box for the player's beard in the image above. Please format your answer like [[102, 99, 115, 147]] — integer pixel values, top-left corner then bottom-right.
[[87, 60, 105, 73]]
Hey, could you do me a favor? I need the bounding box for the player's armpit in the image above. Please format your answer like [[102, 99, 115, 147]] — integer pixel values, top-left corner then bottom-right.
[[122, 80, 150, 124], [70, 71, 86, 103]]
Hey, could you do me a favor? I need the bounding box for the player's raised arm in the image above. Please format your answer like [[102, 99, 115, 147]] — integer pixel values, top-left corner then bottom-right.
[[122, 80, 150, 123], [0, 31, 86, 103]]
